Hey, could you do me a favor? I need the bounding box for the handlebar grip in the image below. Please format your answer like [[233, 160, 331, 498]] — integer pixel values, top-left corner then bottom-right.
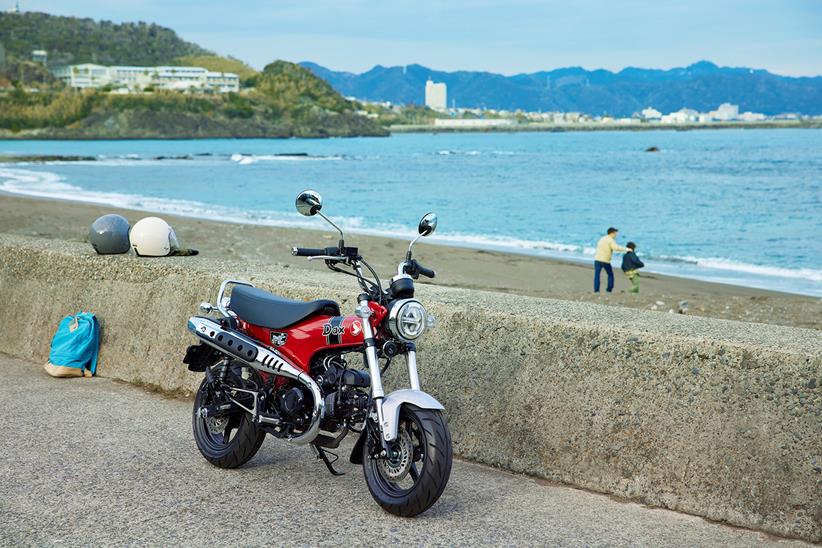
[[406, 259, 436, 279], [291, 247, 327, 257], [416, 263, 436, 279]]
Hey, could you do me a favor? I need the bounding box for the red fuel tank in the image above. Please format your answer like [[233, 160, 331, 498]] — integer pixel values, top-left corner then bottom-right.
[[240, 314, 366, 372]]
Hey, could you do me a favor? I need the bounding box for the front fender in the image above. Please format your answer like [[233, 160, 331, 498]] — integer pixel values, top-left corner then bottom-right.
[[381, 389, 444, 441]]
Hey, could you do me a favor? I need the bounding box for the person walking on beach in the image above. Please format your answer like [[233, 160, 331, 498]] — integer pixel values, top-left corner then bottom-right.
[[594, 227, 629, 293], [621, 241, 644, 293]]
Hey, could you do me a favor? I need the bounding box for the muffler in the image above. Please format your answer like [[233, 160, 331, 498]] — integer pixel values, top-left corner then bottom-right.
[[187, 316, 323, 445]]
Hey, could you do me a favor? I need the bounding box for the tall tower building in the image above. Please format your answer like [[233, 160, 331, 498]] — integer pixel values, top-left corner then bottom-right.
[[425, 78, 447, 112]]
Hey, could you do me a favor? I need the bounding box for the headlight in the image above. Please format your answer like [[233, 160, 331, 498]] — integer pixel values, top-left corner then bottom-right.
[[388, 299, 428, 341]]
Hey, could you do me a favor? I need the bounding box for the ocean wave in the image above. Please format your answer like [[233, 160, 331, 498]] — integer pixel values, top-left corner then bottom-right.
[[0, 167, 376, 233], [435, 150, 518, 157], [662, 256, 822, 283], [230, 153, 343, 165], [436, 232, 583, 254]]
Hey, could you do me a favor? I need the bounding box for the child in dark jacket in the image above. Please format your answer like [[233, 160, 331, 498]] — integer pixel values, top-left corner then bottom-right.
[[621, 242, 644, 293]]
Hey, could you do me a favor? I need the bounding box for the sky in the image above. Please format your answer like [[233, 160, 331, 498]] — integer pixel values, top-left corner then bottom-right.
[[14, 0, 822, 76]]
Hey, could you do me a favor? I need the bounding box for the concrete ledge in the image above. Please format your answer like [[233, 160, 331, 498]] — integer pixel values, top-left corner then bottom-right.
[[1, 235, 820, 541]]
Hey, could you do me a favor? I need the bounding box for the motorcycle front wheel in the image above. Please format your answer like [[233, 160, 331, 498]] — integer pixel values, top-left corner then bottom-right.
[[192, 377, 265, 469], [363, 405, 452, 517]]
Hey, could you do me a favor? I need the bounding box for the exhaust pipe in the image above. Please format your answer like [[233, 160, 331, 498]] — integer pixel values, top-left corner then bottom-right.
[[187, 316, 323, 445]]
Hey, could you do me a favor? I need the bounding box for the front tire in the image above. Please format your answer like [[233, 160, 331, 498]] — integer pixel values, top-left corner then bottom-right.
[[363, 405, 452, 517], [192, 377, 265, 469]]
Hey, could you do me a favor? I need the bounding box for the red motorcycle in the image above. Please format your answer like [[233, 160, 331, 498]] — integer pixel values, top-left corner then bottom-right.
[[184, 190, 452, 516]]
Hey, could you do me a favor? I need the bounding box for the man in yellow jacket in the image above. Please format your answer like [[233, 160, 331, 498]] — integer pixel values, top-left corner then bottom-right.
[[594, 227, 629, 292]]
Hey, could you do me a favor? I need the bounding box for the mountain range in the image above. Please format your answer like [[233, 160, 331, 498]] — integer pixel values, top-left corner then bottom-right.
[[300, 61, 822, 116]]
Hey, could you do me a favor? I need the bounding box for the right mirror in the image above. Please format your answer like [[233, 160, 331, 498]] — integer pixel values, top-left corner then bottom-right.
[[295, 190, 323, 216], [418, 212, 437, 236]]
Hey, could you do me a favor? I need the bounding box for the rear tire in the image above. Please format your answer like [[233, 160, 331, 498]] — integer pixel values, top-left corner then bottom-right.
[[363, 405, 452, 517], [192, 377, 266, 469]]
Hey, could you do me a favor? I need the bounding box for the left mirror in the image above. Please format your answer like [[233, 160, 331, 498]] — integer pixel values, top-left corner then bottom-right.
[[418, 212, 438, 236], [295, 190, 323, 216]]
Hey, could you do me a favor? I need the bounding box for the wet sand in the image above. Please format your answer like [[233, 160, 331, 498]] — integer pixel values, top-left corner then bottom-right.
[[1, 193, 818, 330]]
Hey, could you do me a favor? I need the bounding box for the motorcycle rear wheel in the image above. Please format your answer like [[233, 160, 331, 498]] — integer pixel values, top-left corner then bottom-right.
[[363, 405, 452, 517], [192, 377, 265, 469]]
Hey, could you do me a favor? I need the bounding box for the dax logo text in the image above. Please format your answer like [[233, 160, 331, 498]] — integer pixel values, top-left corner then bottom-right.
[[322, 318, 346, 345], [322, 324, 345, 337]]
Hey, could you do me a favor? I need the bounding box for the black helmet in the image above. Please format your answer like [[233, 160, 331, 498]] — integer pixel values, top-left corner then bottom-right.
[[89, 214, 131, 254]]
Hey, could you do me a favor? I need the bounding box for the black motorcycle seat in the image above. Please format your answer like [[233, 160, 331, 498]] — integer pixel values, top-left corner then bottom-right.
[[228, 285, 340, 329]]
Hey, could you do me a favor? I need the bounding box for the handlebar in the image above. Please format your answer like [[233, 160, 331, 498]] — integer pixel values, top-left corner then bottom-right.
[[292, 246, 338, 257]]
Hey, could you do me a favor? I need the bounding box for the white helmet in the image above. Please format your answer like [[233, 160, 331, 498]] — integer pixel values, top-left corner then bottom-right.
[[130, 217, 180, 257]]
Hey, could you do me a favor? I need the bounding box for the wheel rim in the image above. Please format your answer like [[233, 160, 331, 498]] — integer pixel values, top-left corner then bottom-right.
[[368, 411, 427, 495], [195, 386, 242, 452]]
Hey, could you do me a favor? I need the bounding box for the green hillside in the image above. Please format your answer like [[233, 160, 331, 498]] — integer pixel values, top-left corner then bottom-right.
[[0, 11, 209, 66], [0, 60, 387, 138], [0, 12, 387, 138]]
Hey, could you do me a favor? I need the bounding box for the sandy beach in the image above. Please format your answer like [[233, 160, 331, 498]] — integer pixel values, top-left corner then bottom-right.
[[1, 193, 818, 330]]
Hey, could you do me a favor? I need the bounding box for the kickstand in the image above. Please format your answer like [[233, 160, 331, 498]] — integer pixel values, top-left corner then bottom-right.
[[311, 444, 345, 476]]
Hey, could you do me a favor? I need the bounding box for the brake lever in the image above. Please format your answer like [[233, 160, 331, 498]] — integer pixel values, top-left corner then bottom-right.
[[307, 255, 347, 262]]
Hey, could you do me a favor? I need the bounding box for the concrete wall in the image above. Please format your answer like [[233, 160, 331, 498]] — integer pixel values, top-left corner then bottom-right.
[[1, 235, 820, 541]]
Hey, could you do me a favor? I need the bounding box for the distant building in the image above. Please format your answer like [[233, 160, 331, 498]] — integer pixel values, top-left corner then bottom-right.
[[52, 64, 110, 89], [31, 49, 47, 65], [710, 103, 739, 121], [640, 107, 662, 120], [739, 111, 766, 122], [51, 64, 240, 93], [425, 78, 447, 112], [433, 118, 515, 128], [661, 108, 698, 124]]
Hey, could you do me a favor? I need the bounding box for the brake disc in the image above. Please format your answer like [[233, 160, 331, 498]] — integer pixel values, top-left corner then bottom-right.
[[206, 415, 229, 436], [378, 429, 414, 481]]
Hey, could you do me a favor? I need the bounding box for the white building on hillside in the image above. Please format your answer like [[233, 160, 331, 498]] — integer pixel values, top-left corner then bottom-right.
[[425, 78, 447, 112], [31, 50, 47, 65], [52, 64, 110, 89], [52, 64, 239, 93]]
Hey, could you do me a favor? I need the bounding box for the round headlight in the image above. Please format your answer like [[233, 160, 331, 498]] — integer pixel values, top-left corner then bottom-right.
[[388, 299, 427, 341]]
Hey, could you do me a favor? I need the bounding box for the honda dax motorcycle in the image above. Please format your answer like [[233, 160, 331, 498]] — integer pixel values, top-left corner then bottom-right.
[[183, 190, 452, 516]]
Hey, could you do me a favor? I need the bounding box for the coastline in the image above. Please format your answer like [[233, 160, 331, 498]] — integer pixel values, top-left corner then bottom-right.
[[390, 119, 821, 134], [1, 193, 818, 330], [0, 120, 818, 141]]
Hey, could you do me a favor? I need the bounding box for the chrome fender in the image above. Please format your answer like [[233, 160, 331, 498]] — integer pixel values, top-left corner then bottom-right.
[[381, 389, 445, 441]]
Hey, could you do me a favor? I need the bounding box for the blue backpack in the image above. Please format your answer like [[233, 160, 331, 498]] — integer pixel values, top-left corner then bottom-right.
[[44, 312, 100, 378]]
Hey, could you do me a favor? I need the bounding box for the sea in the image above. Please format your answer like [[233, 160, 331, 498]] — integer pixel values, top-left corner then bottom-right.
[[1, 129, 820, 296]]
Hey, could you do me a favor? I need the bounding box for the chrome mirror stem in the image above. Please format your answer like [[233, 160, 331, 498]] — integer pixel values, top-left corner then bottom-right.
[[317, 210, 345, 246]]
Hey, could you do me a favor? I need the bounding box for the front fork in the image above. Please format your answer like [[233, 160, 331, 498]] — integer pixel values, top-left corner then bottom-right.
[[356, 298, 420, 445]]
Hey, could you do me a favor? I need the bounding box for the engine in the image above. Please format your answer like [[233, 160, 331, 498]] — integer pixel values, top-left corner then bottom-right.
[[250, 353, 370, 439], [315, 354, 370, 431]]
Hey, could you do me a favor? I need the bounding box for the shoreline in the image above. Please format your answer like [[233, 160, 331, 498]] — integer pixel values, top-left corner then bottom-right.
[[1, 120, 818, 141], [1, 193, 818, 330], [390, 119, 820, 134]]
